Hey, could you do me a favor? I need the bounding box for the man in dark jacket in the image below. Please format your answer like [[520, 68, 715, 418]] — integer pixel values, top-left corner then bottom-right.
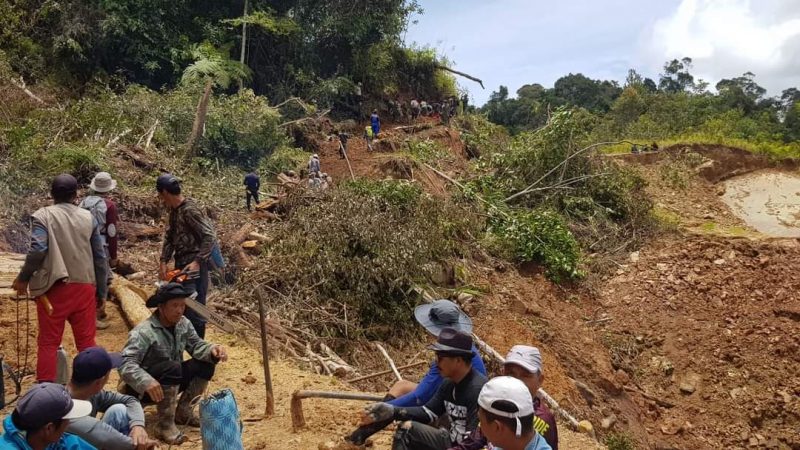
[[156, 173, 218, 338], [452, 345, 559, 450], [243, 171, 260, 211], [359, 328, 487, 450]]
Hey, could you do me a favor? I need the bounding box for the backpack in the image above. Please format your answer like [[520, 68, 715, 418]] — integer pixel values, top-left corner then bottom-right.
[[79, 195, 108, 235]]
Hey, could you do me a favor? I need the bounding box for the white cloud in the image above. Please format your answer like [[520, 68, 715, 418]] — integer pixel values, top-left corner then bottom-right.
[[645, 0, 800, 93]]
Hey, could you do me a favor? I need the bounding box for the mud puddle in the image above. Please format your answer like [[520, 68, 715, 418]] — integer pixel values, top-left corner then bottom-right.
[[722, 171, 800, 237]]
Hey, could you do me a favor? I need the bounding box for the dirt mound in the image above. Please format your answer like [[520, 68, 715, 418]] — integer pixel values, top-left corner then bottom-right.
[[614, 144, 800, 183], [595, 235, 800, 449]]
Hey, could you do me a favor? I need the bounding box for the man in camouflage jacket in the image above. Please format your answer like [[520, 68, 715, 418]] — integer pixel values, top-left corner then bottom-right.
[[155, 173, 217, 338]]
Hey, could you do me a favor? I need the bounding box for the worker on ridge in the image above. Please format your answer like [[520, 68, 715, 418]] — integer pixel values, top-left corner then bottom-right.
[[364, 125, 374, 152], [243, 170, 260, 211], [66, 346, 158, 449], [80, 171, 120, 331], [12, 173, 108, 383], [476, 377, 552, 450], [410, 99, 421, 121], [453, 345, 559, 450], [337, 130, 351, 159], [308, 154, 321, 176], [359, 328, 488, 450], [156, 173, 217, 339], [370, 109, 381, 137], [118, 282, 228, 445], [346, 299, 487, 446]]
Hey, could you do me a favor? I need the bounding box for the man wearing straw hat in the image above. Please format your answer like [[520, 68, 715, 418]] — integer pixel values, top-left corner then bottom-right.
[[80, 172, 120, 330]]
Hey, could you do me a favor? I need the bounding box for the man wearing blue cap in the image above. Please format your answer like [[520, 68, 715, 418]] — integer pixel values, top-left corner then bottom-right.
[[66, 347, 157, 450], [118, 282, 228, 445], [0, 383, 94, 449], [346, 300, 486, 446]]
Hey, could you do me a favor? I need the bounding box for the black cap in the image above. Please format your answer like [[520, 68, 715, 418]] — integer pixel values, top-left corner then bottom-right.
[[146, 282, 196, 308], [72, 346, 122, 384], [13, 383, 92, 431], [51, 174, 78, 197], [429, 327, 474, 356], [155, 173, 181, 192]]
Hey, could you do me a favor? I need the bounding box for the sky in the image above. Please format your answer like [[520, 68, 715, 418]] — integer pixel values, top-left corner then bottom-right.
[[404, 0, 800, 105]]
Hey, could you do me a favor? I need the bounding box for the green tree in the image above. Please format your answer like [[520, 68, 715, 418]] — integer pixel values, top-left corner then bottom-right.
[[658, 57, 695, 93]]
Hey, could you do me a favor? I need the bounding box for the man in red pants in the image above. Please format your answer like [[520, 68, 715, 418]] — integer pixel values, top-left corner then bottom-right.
[[12, 174, 109, 382]]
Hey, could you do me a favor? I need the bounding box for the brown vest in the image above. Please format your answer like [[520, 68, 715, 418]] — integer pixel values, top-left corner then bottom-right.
[[29, 203, 96, 297]]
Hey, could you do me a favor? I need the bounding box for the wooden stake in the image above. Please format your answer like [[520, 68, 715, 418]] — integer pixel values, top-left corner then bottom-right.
[[291, 390, 384, 431], [374, 343, 402, 381], [257, 291, 275, 418], [341, 142, 355, 181]]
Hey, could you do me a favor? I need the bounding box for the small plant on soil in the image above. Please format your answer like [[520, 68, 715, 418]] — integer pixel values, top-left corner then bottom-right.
[[605, 432, 637, 450]]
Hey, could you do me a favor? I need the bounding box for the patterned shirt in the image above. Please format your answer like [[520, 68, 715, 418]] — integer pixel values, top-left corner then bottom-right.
[[160, 198, 217, 268]]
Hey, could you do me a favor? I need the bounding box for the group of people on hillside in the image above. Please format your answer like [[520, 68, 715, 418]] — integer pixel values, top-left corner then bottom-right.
[[4, 172, 558, 450], [345, 300, 558, 450], [5, 172, 229, 448]]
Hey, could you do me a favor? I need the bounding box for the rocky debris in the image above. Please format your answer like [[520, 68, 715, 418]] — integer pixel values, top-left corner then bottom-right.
[[678, 372, 701, 395], [574, 380, 598, 407], [601, 414, 617, 430]]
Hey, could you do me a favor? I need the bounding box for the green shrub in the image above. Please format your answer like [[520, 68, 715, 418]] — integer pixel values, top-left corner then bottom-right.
[[605, 432, 636, 450], [200, 90, 286, 168], [254, 184, 480, 342], [260, 146, 308, 175], [487, 207, 582, 281], [41, 144, 104, 182]]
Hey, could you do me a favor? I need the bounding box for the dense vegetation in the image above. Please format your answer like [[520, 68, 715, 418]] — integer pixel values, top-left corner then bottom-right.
[[482, 58, 800, 157], [0, 0, 455, 110]]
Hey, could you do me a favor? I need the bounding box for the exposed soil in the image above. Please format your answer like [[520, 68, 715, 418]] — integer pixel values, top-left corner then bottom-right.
[[4, 133, 800, 450]]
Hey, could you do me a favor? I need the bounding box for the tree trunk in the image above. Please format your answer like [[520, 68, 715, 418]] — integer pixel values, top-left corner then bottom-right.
[[238, 0, 249, 91], [186, 79, 213, 159]]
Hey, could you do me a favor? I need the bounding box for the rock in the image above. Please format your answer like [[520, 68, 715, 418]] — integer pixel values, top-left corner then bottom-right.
[[601, 414, 617, 430], [679, 372, 701, 395], [614, 369, 631, 387], [456, 292, 474, 303], [629, 251, 640, 263], [713, 258, 726, 265], [241, 372, 257, 384], [650, 356, 674, 376], [704, 213, 715, 220], [657, 263, 669, 271]]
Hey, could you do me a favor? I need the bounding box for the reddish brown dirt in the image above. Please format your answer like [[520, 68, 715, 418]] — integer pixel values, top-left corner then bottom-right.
[[592, 235, 800, 449], [316, 119, 469, 196]]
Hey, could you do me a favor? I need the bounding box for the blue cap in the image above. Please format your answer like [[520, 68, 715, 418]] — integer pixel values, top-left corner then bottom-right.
[[14, 383, 92, 431], [71, 347, 122, 384]]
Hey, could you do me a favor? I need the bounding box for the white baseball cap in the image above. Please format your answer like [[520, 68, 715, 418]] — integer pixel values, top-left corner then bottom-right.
[[504, 345, 543, 374], [478, 376, 534, 437]]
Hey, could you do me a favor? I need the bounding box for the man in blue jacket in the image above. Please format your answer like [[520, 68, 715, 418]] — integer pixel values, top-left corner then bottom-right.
[[1, 383, 95, 450], [346, 299, 486, 445]]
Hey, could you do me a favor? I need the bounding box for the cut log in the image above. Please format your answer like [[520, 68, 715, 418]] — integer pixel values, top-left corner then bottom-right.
[[110, 276, 153, 327], [254, 199, 280, 211], [122, 223, 162, 242], [252, 211, 280, 221], [247, 232, 271, 243], [230, 223, 256, 245], [434, 64, 484, 89]]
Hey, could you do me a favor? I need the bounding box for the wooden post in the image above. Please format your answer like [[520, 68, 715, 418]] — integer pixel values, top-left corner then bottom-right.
[[341, 142, 355, 181], [257, 291, 275, 418], [290, 390, 385, 431]]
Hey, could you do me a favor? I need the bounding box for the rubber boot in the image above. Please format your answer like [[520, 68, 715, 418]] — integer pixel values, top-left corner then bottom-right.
[[345, 418, 393, 446], [175, 378, 207, 427], [154, 385, 185, 444]]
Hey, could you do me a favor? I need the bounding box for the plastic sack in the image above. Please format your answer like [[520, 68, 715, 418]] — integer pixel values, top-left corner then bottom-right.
[[200, 389, 244, 450]]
